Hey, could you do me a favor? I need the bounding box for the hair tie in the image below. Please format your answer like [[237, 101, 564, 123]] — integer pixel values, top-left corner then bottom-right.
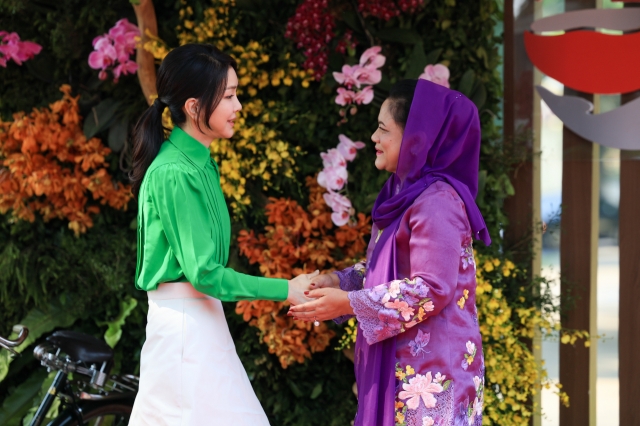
[[153, 98, 165, 111]]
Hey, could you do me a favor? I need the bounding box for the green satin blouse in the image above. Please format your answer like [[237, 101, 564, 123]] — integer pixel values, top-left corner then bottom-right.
[[135, 126, 288, 301]]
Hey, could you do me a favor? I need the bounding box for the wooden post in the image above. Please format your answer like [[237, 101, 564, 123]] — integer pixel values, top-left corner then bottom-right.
[[133, 0, 158, 105], [503, 1, 542, 423], [618, 47, 640, 426]]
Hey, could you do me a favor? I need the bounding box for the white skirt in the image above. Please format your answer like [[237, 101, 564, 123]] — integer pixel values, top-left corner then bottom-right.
[[129, 282, 270, 426]]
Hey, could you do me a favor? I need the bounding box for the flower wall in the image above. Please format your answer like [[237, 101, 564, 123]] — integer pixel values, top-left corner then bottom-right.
[[0, 0, 575, 425]]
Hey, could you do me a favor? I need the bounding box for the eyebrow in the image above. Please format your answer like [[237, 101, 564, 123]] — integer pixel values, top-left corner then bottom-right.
[[226, 85, 238, 90], [378, 120, 386, 126]]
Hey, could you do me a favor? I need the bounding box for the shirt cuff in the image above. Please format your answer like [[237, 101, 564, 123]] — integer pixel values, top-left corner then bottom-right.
[[257, 277, 289, 301]]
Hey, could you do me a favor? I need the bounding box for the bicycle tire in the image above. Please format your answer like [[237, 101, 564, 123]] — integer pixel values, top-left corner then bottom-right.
[[48, 394, 135, 426]]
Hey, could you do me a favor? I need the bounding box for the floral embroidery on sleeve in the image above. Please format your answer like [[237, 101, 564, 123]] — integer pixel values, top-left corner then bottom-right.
[[349, 276, 435, 344], [460, 375, 484, 425], [461, 341, 477, 371]]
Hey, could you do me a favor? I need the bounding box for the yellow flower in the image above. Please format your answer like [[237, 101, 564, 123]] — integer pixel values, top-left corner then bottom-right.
[[405, 365, 415, 375], [395, 412, 405, 423], [395, 370, 406, 381]]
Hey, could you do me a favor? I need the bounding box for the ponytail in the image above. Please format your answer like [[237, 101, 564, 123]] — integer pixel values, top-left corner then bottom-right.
[[129, 98, 166, 198], [128, 44, 237, 199]]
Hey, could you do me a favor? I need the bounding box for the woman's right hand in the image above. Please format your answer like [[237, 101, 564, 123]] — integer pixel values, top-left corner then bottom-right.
[[309, 273, 340, 290], [287, 270, 319, 306]]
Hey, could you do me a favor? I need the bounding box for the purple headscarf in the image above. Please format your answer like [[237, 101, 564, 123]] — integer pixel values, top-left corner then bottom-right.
[[353, 79, 490, 426]]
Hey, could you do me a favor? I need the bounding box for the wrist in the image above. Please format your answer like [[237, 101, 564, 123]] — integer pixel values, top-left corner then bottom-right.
[[331, 273, 340, 288], [342, 291, 354, 315]]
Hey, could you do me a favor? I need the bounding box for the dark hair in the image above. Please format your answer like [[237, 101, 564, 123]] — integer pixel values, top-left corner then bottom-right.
[[386, 79, 418, 130], [129, 44, 237, 197]]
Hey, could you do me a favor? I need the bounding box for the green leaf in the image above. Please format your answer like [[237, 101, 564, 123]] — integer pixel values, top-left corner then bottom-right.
[[0, 370, 47, 425], [424, 48, 443, 65], [0, 303, 78, 382], [374, 28, 422, 45], [470, 81, 487, 110], [310, 383, 323, 399], [107, 116, 129, 152], [287, 380, 304, 398], [96, 297, 138, 348], [404, 42, 428, 79], [457, 70, 475, 97], [442, 379, 451, 391], [476, 170, 487, 204], [83, 98, 122, 139]]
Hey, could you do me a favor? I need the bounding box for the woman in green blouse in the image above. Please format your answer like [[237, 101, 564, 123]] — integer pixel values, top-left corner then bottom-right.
[[128, 44, 314, 426]]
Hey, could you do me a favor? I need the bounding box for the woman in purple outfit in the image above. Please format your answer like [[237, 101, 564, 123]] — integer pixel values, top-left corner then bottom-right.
[[289, 78, 491, 426]]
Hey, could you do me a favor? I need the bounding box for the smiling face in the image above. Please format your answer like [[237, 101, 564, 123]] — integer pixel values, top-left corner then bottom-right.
[[371, 99, 404, 173], [206, 66, 241, 139], [183, 66, 242, 146]]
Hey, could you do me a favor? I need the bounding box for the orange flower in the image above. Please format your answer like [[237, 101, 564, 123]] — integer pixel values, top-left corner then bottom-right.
[[236, 177, 370, 367], [0, 85, 132, 235]]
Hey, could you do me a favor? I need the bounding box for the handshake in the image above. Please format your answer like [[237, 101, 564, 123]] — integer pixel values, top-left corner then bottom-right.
[[285, 271, 352, 323]]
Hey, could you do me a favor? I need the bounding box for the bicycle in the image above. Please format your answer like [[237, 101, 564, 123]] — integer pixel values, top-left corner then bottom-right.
[[1, 325, 138, 426]]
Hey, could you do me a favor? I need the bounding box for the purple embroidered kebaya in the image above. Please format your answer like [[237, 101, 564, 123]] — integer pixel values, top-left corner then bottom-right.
[[341, 79, 490, 426]]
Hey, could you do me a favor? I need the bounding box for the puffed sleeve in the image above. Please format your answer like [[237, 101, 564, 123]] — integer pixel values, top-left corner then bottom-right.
[[347, 188, 467, 344], [149, 164, 288, 301]]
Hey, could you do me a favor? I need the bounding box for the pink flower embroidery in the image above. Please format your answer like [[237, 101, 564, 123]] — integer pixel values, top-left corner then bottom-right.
[[419, 64, 450, 89], [381, 280, 402, 303], [0, 31, 42, 67], [398, 372, 444, 410], [422, 416, 435, 426], [423, 300, 434, 312], [384, 299, 414, 321]]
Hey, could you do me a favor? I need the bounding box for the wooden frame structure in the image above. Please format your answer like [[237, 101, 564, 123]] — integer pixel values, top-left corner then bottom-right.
[[504, 0, 640, 424]]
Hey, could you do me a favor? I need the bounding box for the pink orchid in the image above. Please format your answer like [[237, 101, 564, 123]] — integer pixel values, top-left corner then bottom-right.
[[317, 166, 348, 191], [320, 148, 347, 169], [333, 64, 362, 88], [398, 372, 444, 410], [354, 85, 374, 105], [88, 18, 140, 82], [359, 46, 386, 69], [335, 87, 357, 106], [354, 66, 381, 86], [337, 134, 365, 161], [331, 210, 350, 227], [323, 191, 352, 213], [88, 37, 118, 73], [0, 31, 42, 67], [113, 60, 138, 82], [466, 341, 476, 355], [419, 64, 450, 89]]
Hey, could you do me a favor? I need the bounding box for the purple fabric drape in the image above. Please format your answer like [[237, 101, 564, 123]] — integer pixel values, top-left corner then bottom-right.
[[353, 79, 490, 426]]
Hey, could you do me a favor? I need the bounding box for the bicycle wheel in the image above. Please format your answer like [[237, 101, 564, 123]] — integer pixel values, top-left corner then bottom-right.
[[48, 397, 135, 426]]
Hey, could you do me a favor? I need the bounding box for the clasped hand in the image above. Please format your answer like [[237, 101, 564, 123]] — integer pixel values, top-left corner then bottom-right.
[[288, 272, 354, 322]]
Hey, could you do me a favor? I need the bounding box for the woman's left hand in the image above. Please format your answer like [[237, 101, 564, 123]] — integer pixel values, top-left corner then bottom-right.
[[288, 288, 354, 322]]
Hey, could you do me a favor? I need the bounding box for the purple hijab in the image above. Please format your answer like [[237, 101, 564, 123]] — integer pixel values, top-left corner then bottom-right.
[[353, 79, 490, 425]]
